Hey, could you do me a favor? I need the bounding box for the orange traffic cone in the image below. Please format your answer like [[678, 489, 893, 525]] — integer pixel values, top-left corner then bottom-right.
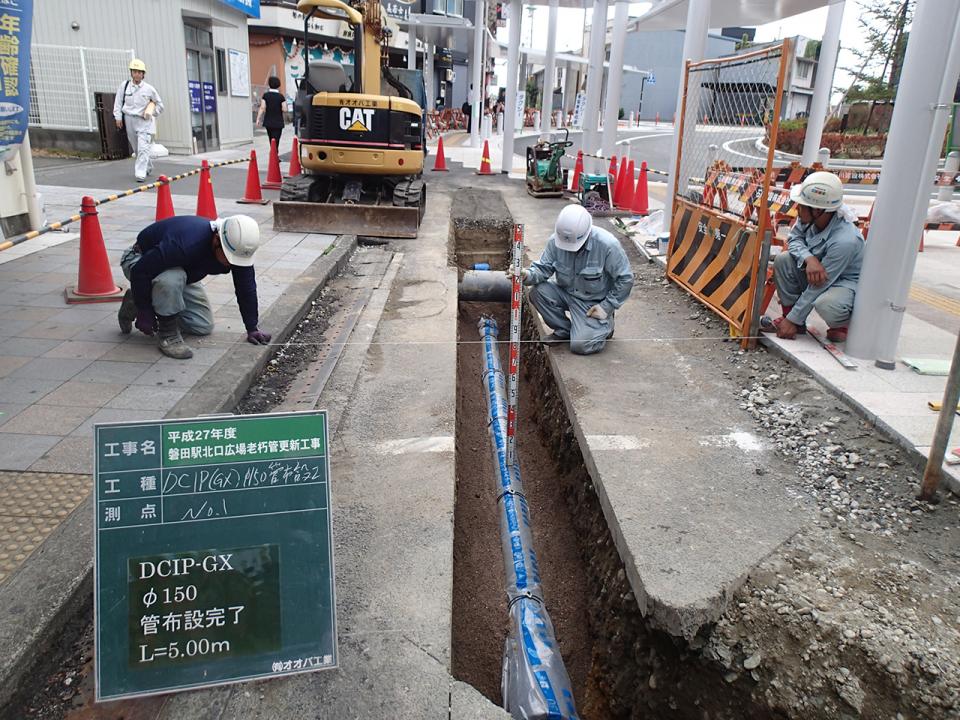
[[238, 150, 269, 205], [614, 157, 628, 207], [477, 140, 494, 175], [632, 161, 649, 215], [196, 159, 218, 219], [620, 160, 636, 209], [155, 175, 174, 221], [287, 137, 302, 178], [263, 138, 283, 189], [607, 154, 618, 178], [65, 197, 124, 304], [569, 150, 583, 192], [432, 136, 449, 171]]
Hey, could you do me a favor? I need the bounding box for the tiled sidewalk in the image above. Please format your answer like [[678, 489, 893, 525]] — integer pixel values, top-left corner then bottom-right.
[[0, 185, 335, 476]]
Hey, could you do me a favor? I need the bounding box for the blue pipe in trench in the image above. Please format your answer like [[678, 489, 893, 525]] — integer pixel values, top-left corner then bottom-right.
[[477, 316, 579, 720]]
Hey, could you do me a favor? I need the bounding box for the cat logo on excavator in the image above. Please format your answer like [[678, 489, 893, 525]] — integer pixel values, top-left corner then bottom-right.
[[339, 107, 374, 131]]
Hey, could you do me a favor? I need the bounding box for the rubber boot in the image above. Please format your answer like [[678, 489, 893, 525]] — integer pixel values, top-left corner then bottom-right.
[[117, 290, 137, 334], [157, 315, 194, 359]]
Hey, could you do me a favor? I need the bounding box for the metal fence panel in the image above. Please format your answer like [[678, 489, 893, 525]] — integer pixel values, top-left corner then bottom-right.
[[29, 45, 133, 131]]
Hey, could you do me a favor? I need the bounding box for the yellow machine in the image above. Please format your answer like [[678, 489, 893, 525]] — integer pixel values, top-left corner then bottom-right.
[[275, 0, 427, 238]]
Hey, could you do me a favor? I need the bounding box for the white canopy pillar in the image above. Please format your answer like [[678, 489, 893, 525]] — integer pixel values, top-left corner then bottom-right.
[[501, 0, 523, 173], [801, 1, 844, 166], [599, 0, 628, 160], [539, 0, 559, 134], [425, 43, 435, 112], [665, 0, 710, 212], [471, 0, 486, 146], [583, 0, 608, 169], [847, 2, 960, 365], [407, 26, 416, 70]]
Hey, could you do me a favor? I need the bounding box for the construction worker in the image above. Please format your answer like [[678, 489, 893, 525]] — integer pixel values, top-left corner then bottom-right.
[[514, 205, 634, 355], [760, 171, 864, 342], [113, 58, 164, 182], [117, 215, 272, 360]]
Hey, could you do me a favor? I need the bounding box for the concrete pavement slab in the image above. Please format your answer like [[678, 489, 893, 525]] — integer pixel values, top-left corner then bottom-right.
[[0, 403, 26, 428], [28, 437, 94, 474], [0, 404, 96, 436], [41, 340, 120, 360], [0, 356, 30, 377], [73, 359, 153, 384], [8, 357, 93, 381], [0, 433, 62, 471], [0, 377, 62, 404], [35, 380, 126, 408]]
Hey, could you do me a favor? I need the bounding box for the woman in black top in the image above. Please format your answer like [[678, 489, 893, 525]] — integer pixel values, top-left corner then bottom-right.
[[256, 76, 285, 146]]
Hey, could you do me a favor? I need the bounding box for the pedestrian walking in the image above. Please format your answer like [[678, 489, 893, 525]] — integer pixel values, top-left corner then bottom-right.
[[257, 76, 286, 148], [117, 215, 272, 360], [113, 58, 164, 182], [511, 205, 634, 355]]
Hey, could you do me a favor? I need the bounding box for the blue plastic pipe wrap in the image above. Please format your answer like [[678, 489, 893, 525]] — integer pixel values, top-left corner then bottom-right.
[[477, 317, 579, 720]]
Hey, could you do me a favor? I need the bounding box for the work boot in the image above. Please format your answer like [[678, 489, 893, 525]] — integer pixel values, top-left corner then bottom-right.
[[117, 290, 136, 334], [157, 315, 194, 360], [542, 328, 570, 345], [826, 326, 848, 343], [759, 315, 806, 335]]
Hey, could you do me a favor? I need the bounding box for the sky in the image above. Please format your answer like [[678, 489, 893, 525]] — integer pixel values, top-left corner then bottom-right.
[[499, 0, 876, 96]]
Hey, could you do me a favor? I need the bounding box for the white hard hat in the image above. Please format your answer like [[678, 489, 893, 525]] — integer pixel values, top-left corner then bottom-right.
[[789, 171, 843, 211], [129, 58, 146, 73], [554, 204, 592, 252], [215, 215, 261, 266]]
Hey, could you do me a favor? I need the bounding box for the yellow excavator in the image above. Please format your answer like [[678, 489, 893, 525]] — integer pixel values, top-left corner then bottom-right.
[[274, 0, 427, 238]]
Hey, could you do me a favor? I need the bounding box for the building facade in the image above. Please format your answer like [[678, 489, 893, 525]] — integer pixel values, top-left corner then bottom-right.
[[30, 0, 259, 154]]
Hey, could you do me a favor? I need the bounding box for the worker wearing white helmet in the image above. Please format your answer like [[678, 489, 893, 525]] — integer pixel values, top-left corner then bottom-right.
[[113, 58, 164, 182], [511, 204, 634, 355], [760, 171, 864, 342], [117, 215, 270, 359]]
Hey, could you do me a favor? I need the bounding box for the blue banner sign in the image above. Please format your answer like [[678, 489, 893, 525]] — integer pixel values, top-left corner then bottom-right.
[[0, 0, 32, 158], [202, 82, 216, 112], [188, 81, 202, 114], [218, 0, 260, 19]]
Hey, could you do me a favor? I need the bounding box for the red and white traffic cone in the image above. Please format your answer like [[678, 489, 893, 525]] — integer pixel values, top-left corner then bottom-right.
[[155, 175, 174, 220], [237, 150, 269, 205], [65, 197, 124, 304], [196, 160, 218, 219], [263, 138, 283, 190], [432, 136, 449, 171], [477, 140, 494, 175], [632, 161, 649, 215], [287, 137, 302, 178]]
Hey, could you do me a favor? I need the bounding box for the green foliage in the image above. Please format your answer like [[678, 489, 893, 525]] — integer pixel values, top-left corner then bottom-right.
[[618, 107, 625, 120], [804, 40, 821, 59], [840, 0, 913, 105], [778, 118, 808, 132]]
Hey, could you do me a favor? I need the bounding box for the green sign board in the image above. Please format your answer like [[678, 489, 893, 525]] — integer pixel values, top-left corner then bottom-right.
[[94, 411, 337, 701]]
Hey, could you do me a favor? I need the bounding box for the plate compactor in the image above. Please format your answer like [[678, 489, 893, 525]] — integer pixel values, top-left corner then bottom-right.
[[525, 129, 573, 198]]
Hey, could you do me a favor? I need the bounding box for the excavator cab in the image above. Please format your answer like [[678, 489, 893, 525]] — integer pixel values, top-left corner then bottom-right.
[[275, 0, 427, 239]]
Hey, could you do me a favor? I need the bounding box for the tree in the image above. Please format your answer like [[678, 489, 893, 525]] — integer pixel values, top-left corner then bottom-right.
[[837, 0, 913, 110]]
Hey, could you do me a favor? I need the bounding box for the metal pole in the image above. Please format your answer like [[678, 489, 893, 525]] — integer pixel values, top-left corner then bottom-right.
[[801, 0, 844, 166], [919, 331, 960, 501], [665, 0, 710, 229], [847, 2, 960, 363], [18, 131, 42, 232], [471, 0, 485, 146], [501, 0, 523, 174], [407, 25, 416, 70], [539, 0, 559, 135], [583, 0, 608, 170], [600, 0, 628, 161], [79, 48, 94, 131], [938, 151, 959, 201], [425, 43, 435, 117]]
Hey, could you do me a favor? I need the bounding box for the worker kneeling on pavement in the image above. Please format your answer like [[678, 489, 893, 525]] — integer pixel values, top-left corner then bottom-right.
[[117, 215, 272, 359], [760, 171, 864, 343], [515, 205, 634, 355]]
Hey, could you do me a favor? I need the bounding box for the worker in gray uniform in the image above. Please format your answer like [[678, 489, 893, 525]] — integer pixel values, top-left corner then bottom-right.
[[113, 58, 164, 182], [760, 171, 863, 342], [513, 205, 634, 355]]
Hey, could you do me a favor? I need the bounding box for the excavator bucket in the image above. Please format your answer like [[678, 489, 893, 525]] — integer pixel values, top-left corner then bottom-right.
[[272, 201, 420, 239]]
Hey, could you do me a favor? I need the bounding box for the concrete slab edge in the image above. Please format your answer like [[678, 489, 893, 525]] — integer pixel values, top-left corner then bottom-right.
[[0, 497, 94, 712], [0, 235, 357, 714], [168, 235, 358, 419], [758, 336, 960, 497], [528, 306, 730, 640]]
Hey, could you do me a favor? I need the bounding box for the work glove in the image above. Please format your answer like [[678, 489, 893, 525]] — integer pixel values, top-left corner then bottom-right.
[[135, 308, 157, 336], [586, 304, 608, 320], [246, 329, 272, 345], [504, 267, 528, 281]]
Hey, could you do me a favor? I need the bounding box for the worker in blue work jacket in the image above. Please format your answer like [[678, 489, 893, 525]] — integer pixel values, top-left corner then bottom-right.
[[512, 205, 634, 355], [116, 215, 272, 360], [760, 171, 864, 343]]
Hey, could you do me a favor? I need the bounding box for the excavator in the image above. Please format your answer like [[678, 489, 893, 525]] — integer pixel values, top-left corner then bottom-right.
[[274, 0, 427, 238]]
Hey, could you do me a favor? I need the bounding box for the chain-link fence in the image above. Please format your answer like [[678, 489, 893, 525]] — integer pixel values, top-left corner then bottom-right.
[[29, 45, 134, 131], [673, 42, 789, 220]]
